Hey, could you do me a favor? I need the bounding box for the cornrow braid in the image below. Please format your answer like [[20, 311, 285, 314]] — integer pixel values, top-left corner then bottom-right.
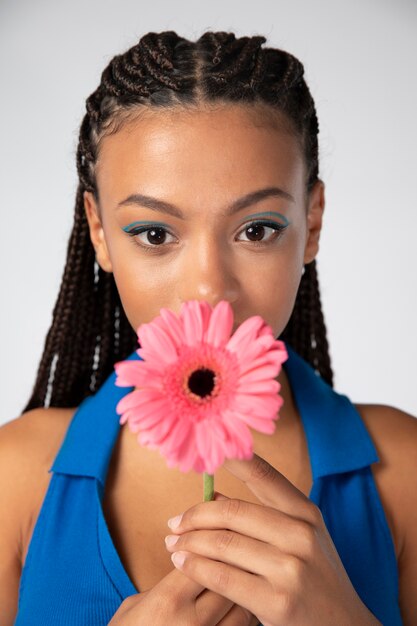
[[23, 29, 333, 414]]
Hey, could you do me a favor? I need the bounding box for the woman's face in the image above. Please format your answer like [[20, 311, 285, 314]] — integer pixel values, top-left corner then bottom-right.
[[84, 105, 325, 338]]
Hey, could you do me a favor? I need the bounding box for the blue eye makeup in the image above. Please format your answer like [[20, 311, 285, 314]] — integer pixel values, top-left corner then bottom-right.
[[122, 221, 177, 250], [122, 211, 290, 254], [244, 212, 289, 224], [122, 220, 171, 231]]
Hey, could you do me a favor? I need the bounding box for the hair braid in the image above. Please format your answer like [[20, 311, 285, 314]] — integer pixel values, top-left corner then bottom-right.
[[280, 261, 333, 386], [23, 29, 333, 414]]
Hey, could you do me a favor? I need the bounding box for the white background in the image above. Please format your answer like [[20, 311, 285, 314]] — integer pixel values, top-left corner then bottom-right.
[[0, 0, 416, 425]]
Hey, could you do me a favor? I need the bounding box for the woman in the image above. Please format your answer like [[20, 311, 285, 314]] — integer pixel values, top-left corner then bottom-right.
[[1, 30, 416, 625]]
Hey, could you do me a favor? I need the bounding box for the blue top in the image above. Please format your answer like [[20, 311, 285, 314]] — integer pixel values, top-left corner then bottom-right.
[[15, 344, 403, 625]]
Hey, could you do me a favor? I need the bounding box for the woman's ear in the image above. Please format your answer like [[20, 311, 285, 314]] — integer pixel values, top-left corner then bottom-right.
[[83, 190, 113, 273], [303, 179, 325, 265]]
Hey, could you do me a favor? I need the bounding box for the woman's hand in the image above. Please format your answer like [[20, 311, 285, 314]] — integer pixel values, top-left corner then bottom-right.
[[107, 565, 260, 625], [164, 454, 382, 626]]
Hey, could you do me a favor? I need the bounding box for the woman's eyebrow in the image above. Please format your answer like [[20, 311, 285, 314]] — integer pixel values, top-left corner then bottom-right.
[[116, 186, 295, 220]]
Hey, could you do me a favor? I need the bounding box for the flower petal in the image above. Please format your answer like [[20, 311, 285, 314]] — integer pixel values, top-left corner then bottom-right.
[[118, 396, 169, 425], [138, 323, 178, 364], [206, 300, 234, 347], [116, 363, 165, 390], [181, 300, 205, 345], [139, 412, 176, 446], [199, 301, 213, 340], [195, 420, 212, 465], [238, 357, 283, 380], [195, 420, 226, 475], [166, 425, 200, 472], [269, 344, 289, 364], [116, 387, 164, 414], [127, 409, 167, 431], [222, 412, 254, 458], [114, 361, 144, 387], [159, 416, 191, 454], [232, 411, 278, 434], [159, 307, 185, 346], [226, 315, 266, 354], [236, 379, 280, 394], [237, 365, 282, 387], [233, 391, 282, 417]]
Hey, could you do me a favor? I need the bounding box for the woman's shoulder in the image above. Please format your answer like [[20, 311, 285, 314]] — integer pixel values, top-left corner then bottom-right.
[[0, 406, 77, 479], [354, 402, 417, 621], [0, 406, 77, 568], [354, 402, 417, 505], [354, 402, 417, 551], [354, 401, 417, 486]]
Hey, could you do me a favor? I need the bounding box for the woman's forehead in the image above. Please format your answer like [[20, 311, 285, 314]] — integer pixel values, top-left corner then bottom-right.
[[95, 105, 304, 194]]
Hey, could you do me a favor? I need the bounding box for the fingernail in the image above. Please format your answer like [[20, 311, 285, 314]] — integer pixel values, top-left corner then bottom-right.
[[171, 551, 186, 567], [167, 514, 183, 530], [165, 534, 179, 547]]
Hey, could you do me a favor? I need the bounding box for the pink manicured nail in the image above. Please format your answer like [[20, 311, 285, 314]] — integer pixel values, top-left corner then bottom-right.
[[165, 535, 179, 547], [168, 514, 183, 530], [171, 551, 186, 567]]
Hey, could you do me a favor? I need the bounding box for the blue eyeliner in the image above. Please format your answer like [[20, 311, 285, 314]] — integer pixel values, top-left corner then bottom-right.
[[242, 212, 290, 226], [122, 212, 290, 253], [122, 220, 170, 232], [122, 212, 290, 232]]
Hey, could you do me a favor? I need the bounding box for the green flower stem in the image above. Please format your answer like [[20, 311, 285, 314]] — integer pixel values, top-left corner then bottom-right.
[[203, 473, 214, 501]]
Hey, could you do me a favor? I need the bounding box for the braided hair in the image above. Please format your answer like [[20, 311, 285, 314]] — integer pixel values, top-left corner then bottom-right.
[[22, 30, 333, 413]]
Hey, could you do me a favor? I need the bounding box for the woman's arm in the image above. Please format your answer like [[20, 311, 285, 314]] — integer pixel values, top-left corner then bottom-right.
[[358, 404, 417, 625], [0, 416, 27, 625], [0, 408, 74, 625]]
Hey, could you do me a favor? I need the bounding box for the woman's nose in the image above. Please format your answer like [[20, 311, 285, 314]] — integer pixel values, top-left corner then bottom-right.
[[178, 239, 239, 309]]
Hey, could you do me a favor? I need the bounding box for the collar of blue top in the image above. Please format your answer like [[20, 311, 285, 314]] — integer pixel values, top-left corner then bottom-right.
[[50, 342, 379, 485]]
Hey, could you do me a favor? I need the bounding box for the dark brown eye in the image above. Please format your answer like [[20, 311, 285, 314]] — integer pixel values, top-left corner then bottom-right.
[[126, 225, 176, 249], [145, 227, 167, 245], [237, 221, 286, 245], [245, 223, 267, 241]]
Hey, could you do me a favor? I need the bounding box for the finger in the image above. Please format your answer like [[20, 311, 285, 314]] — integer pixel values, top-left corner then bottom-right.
[[160, 563, 207, 597], [222, 452, 314, 519], [163, 557, 238, 622], [170, 550, 268, 620], [166, 499, 318, 556], [217, 601, 255, 625], [195, 587, 237, 625], [167, 527, 280, 577]]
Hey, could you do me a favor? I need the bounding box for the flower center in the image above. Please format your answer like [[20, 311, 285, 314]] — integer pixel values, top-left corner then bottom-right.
[[187, 368, 216, 398]]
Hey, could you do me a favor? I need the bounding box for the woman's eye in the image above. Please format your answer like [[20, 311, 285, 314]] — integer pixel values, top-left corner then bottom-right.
[[126, 225, 176, 249], [236, 220, 286, 245], [125, 220, 286, 252]]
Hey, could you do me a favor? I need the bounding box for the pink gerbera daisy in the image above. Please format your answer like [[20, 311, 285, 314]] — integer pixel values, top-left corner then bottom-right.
[[114, 300, 288, 477]]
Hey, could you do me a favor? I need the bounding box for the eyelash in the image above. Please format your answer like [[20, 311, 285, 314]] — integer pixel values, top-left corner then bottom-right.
[[125, 220, 287, 253]]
